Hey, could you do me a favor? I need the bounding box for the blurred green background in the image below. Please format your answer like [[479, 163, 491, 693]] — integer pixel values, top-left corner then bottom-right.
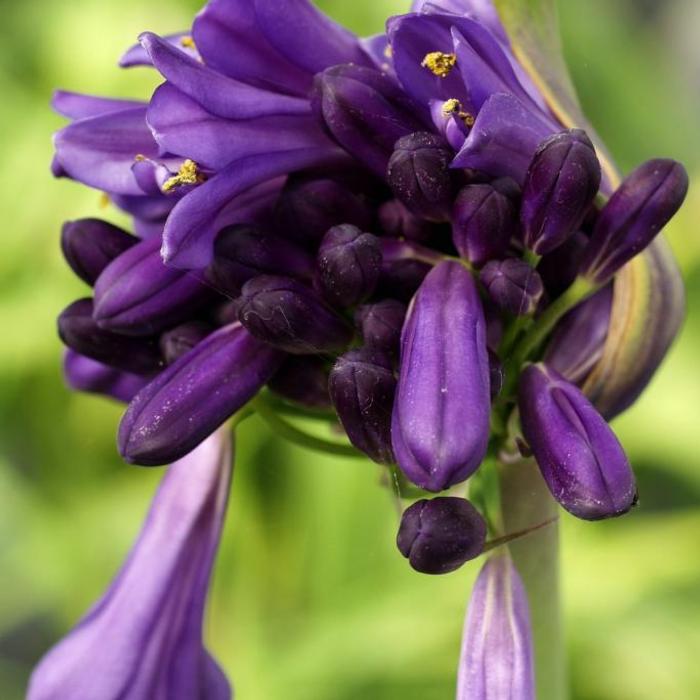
[[1, 0, 699, 698]]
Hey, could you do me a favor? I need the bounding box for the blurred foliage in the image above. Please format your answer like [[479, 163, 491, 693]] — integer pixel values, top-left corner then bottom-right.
[[0, 0, 699, 698]]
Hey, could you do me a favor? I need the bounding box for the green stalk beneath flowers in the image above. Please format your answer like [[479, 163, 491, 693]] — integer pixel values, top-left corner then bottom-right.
[[499, 457, 568, 700]]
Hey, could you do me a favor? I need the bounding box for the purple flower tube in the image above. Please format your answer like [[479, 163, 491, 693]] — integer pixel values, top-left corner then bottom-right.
[[28, 428, 234, 700]]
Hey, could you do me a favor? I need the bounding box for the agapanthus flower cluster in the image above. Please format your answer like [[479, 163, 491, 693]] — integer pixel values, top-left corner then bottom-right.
[[34, 0, 688, 697]]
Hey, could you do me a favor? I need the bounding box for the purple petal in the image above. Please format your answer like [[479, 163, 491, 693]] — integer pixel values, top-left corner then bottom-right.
[[51, 91, 145, 120], [192, 0, 312, 95], [53, 107, 162, 195], [451, 92, 554, 183], [457, 554, 535, 700], [120, 31, 198, 67], [253, 0, 372, 75], [28, 429, 233, 700], [162, 148, 348, 270], [139, 32, 309, 119], [147, 83, 330, 171], [63, 350, 150, 403]]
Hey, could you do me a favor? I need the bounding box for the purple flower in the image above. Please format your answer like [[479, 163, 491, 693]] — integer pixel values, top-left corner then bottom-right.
[[28, 429, 233, 700], [457, 553, 535, 700], [519, 363, 637, 520], [392, 261, 490, 491]]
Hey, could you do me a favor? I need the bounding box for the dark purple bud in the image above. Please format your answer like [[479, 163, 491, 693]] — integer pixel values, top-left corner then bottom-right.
[[387, 132, 454, 221], [397, 497, 487, 575], [274, 175, 375, 247], [119, 323, 283, 465], [238, 275, 353, 354], [377, 258, 432, 302], [63, 350, 149, 403], [545, 285, 613, 384], [518, 363, 637, 520], [312, 64, 424, 176], [316, 224, 382, 307], [483, 299, 504, 352], [480, 259, 544, 316], [521, 129, 601, 255], [452, 184, 517, 266], [393, 261, 491, 492], [268, 355, 332, 409], [93, 236, 212, 336], [537, 231, 588, 298], [159, 321, 212, 364], [488, 350, 504, 398], [580, 159, 689, 283], [61, 219, 137, 286], [328, 348, 396, 464], [355, 299, 407, 357], [209, 224, 313, 297], [378, 199, 443, 245], [58, 299, 162, 375]]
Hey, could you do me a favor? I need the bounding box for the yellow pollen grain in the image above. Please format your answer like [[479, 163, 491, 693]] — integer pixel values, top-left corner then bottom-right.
[[134, 153, 147, 162], [99, 192, 111, 209], [180, 35, 196, 49], [162, 159, 205, 193], [421, 51, 457, 78], [442, 98, 475, 127]]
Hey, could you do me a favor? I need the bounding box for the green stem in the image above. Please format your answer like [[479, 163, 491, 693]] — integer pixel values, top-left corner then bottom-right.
[[251, 396, 364, 458], [499, 458, 568, 700]]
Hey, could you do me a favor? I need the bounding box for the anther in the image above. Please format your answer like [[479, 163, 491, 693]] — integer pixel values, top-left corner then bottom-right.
[[421, 51, 457, 78], [162, 159, 205, 193]]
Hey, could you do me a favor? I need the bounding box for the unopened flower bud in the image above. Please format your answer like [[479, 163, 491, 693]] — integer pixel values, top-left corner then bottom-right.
[[355, 299, 407, 357], [316, 224, 382, 307], [378, 199, 444, 245], [393, 261, 490, 491], [452, 184, 517, 266], [387, 132, 454, 221], [238, 276, 353, 354], [397, 497, 487, 575], [119, 323, 282, 465], [545, 285, 613, 384], [377, 258, 432, 302], [63, 350, 149, 403], [518, 363, 637, 520], [328, 348, 396, 463], [58, 299, 162, 375], [268, 356, 332, 409], [457, 554, 535, 699], [159, 321, 212, 364], [537, 231, 588, 297], [312, 64, 423, 176], [210, 224, 313, 297], [480, 259, 544, 316], [580, 158, 688, 283], [274, 175, 374, 247], [521, 129, 601, 255], [93, 236, 212, 336], [61, 219, 137, 286]]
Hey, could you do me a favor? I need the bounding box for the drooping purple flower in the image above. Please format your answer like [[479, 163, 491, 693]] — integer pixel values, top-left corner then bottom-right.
[[457, 553, 535, 700], [119, 323, 282, 465], [580, 158, 688, 283], [397, 497, 487, 574], [28, 428, 233, 700], [518, 363, 637, 520], [520, 129, 601, 255], [392, 261, 490, 492]]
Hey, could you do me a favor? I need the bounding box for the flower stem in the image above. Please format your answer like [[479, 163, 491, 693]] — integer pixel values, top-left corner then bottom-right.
[[499, 458, 568, 700], [251, 395, 364, 458]]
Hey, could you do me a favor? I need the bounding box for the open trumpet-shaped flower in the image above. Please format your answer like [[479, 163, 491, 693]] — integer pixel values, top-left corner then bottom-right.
[[28, 429, 233, 700]]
